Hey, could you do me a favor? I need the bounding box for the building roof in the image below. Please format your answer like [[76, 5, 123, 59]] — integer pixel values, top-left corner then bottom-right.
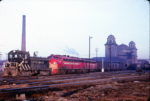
[[105, 34, 117, 45], [118, 44, 129, 49]]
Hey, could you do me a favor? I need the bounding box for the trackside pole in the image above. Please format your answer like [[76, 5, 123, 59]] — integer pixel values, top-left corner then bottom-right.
[[101, 58, 104, 72]]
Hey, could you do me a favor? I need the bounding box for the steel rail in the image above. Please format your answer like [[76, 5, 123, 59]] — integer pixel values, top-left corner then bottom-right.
[[0, 70, 136, 85], [0, 75, 148, 94]]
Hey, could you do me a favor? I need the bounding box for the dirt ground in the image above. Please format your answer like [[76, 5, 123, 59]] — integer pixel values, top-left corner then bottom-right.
[[31, 76, 150, 101], [66, 81, 150, 101], [0, 71, 149, 101]]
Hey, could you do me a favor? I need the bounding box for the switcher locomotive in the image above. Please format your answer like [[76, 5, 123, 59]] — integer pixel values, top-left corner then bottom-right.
[[3, 50, 50, 76], [3, 50, 98, 76]]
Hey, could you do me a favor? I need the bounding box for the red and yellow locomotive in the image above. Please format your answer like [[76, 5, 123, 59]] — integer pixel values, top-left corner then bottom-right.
[[49, 55, 98, 74]]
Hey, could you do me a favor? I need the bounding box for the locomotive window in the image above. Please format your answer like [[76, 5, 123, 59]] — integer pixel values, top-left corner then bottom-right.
[[19, 54, 22, 58], [9, 54, 13, 58], [48, 56, 52, 59], [68, 59, 72, 61], [64, 59, 67, 61], [14, 54, 18, 58], [78, 60, 82, 62], [25, 54, 28, 59], [53, 56, 58, 59]]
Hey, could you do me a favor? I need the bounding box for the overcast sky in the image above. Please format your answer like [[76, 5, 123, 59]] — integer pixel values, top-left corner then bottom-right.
[[0, 0, 149, 59]]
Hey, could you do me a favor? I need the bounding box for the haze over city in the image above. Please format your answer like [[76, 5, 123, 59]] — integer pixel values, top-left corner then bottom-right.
[[0, 0, 149, 59]]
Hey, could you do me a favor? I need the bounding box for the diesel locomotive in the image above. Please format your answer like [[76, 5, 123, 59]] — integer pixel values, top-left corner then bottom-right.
[[49, 55, 98, 75], [3, 50, 98, 76], [3, 50, 50, 76]]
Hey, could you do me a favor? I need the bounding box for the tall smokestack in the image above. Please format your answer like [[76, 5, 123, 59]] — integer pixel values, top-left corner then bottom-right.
[[21, 15, 26, 51]]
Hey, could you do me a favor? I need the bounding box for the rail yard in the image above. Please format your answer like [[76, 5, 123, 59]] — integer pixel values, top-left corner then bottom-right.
[[0, 0, 149, 100], [0, 70, 149, 101]]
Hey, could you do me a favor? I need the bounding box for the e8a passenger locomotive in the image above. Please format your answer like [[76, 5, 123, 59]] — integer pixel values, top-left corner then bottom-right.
[[3, 50, 98, 76], [49, 55, 98, 75]]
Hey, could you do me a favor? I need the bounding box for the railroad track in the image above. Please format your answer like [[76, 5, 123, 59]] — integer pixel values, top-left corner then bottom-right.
[[0, 71, 139, 89], [0, 70, 149, 100], [0, 71, 148, 93], [0, 70, 136, 85], [0, 74, 148, 94]]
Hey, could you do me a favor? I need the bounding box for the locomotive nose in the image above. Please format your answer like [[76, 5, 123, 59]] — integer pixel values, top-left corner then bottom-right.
[[50, 61, 57, 65], [49, 59, 58, 74]]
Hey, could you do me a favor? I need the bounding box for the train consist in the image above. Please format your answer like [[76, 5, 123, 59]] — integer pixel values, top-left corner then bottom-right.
[[3, 50, 98, 76]]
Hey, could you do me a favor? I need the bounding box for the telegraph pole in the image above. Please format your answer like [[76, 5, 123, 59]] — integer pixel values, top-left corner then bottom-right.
[[89, 36, 93, 70], [102, 57, 104, 72], [0, 52, 2, 60], [95, 48, 98, 59], [109, 45, 112, 71]]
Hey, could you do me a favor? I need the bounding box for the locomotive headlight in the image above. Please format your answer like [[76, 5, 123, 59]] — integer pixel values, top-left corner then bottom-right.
[[53, 62, 57, 64]]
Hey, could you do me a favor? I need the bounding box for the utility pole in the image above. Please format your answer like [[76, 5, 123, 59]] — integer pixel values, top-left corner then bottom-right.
[[95, 48, 98, 70], [95, 48, 98, 59], [89, 36, 93, 70], [0, 52, 2, 60], [5, 53, 8, 60], [102, 57, 104, 72], [109, 45, 112, 71]]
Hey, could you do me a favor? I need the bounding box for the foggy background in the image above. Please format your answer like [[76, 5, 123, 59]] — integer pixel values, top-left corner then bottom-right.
[[0, 0, 149, 59]]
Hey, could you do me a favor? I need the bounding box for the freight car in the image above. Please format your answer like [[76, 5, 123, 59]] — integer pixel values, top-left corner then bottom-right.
[[49, 55, 98, 74], [3, 50, 50, 76]]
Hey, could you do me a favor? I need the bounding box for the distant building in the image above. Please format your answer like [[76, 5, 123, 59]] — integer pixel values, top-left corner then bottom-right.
[[93, 35, 138, 71], [105, 35, 137, 65]]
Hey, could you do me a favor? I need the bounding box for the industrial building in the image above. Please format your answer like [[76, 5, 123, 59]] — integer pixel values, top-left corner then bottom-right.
[[93, 35, 139, 71]]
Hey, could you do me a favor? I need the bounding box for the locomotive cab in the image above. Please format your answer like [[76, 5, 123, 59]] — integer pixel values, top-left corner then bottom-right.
[[8, 50, 30, 63], [3, 50, 30, 76], [4, 50, 50, 77]]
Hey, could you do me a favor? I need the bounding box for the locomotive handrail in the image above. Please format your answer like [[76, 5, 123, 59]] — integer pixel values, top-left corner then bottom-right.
[[18, 59, 24, 67]]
